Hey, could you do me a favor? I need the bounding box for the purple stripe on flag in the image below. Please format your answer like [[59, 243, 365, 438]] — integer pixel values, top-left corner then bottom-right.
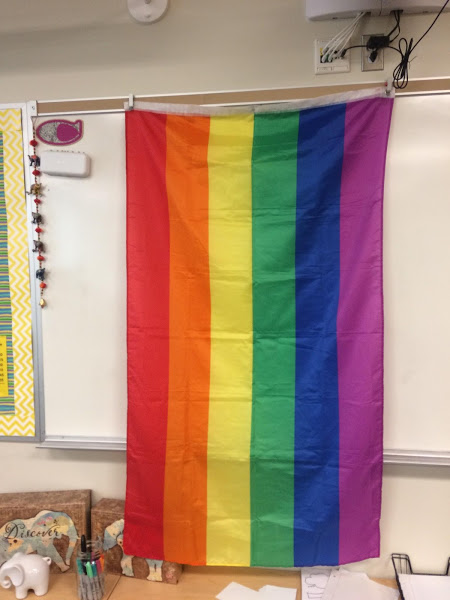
[[338, 97, 394, 564]]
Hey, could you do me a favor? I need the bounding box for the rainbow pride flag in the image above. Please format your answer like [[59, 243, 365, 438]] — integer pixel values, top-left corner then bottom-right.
[[124, 89, 393, 567]]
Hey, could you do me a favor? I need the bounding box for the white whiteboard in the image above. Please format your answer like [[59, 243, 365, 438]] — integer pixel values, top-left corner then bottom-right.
[[383, 93, 450, 452], [41, 113, 127, 440], [38, 94, 450, 457]]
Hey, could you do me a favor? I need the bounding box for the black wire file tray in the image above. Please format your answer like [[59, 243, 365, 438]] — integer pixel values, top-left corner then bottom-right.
[[392, 553, 450, 600]]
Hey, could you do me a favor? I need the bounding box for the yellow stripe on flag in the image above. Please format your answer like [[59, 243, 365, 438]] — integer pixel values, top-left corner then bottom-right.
[[207, 114, 254, 566]]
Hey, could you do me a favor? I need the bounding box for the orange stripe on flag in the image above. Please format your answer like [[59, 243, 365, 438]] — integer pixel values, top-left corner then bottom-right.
[[164, 114, 211, 564]]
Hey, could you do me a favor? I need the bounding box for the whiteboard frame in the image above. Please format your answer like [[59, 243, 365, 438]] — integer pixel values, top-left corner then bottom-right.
[[25, 85, 450, 466]]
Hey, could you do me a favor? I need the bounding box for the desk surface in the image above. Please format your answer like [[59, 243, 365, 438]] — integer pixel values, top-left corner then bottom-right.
[[0, 567, 398, 599]]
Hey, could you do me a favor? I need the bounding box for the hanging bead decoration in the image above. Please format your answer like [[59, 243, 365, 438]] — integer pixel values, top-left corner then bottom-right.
[[29, 128, 46, 308]]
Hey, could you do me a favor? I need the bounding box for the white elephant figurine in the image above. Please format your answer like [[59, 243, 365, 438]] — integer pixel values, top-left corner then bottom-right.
[[0, 554, 51, 599]]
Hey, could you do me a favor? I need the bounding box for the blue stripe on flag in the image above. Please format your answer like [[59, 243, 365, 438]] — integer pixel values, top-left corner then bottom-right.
[[294, 103, 346, 566]]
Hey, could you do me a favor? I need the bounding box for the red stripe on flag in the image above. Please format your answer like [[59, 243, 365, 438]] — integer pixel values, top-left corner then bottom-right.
[[124, 111, 170, 558]]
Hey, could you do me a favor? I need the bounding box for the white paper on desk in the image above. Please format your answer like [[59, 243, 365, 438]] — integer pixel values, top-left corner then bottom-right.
[[322, 569, 399, 600], [216, 582, 260, 600], [259, 584, 297, 599], [301, 567, 335, 600], [398, 574, 450, 600]]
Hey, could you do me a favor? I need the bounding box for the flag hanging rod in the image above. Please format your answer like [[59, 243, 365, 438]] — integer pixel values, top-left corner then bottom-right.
[[36, 78, 450, 116]]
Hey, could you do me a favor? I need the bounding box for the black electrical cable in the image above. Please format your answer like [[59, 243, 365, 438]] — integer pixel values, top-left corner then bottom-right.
[[409, 0, 449, 50], [341, 3, 449, 89], [386, 11, 401, 43], [389, 0, 449, 89], [340, 44, 366, 57], [340, 11, 401, 59]]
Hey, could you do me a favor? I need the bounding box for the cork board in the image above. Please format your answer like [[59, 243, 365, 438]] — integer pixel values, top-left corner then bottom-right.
[[0, 490, 90, 574], [91, 499, 181, 584]]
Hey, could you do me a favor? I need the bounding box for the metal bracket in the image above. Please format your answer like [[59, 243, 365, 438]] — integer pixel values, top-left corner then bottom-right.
[[385, 77, 394, 96], [27, 100, 38, 118]]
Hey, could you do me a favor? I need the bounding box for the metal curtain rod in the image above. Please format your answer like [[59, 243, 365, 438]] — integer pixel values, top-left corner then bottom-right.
[[35, 78, 450, 116]]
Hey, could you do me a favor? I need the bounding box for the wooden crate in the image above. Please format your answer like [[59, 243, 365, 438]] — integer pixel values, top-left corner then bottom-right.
[[0, 490, 91, 574], [91, 499, 182, 584]]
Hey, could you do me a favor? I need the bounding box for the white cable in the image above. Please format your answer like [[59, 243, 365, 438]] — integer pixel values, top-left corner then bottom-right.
[[327, 13, 365, 59], [332, 12, 365, 46], [327, 13, 363, 48], [322, 13, 365, 62], [322, 12, 366, 63], [323, 22, 357, 56]]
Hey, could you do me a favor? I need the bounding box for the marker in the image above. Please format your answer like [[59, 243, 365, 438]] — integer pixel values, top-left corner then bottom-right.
[[76, 559, 84, 599], [77, 559, 91, 600], [87, 561, 101, 600], [95, 558, 105, 594], [93, 560, 104, 593], [85, 561, 93, 577], [91, 561, 104, 598]]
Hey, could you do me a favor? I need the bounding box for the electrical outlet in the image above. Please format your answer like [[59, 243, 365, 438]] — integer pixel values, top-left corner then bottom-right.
[[314, 40, 350, 75], [361, 34, 384, 72]]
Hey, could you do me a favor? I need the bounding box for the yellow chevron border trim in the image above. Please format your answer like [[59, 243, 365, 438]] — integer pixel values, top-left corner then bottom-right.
[[0, 110, 21, 132], [0, 109, 35, 437]]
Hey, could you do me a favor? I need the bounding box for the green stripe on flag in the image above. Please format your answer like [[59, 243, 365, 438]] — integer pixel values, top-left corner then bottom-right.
[[250, 112, 299, 566]]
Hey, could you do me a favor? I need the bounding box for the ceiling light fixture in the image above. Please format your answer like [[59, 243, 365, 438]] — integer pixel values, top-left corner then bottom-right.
[[127, 0, 169, 24]]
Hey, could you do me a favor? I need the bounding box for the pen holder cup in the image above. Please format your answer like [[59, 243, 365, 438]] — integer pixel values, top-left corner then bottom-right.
[[76, 538, 106, 600]]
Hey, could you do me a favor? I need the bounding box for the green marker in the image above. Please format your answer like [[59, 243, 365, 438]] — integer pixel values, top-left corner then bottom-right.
[[85, 562, 93, 578], [90, 561, 101, 599], [76, 558, 91, 600], [85, 561, 97, 600]]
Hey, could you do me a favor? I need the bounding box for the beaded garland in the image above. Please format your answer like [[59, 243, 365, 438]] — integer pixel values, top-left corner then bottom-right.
[[29, 128, 46, 308]]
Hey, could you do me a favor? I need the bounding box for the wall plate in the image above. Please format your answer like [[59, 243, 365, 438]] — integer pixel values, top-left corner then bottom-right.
[[361, 34, 385, 72], [315, 40, 350, 75]]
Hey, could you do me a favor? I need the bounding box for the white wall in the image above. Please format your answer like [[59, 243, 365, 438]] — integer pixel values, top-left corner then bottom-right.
[[0, 0, 449, 578], [0, 0, 450, 102]]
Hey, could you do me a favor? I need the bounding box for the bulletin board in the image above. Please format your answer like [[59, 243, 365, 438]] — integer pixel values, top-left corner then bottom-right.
[[0, 103, 40, 440], [16, 86, 450, 465]]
